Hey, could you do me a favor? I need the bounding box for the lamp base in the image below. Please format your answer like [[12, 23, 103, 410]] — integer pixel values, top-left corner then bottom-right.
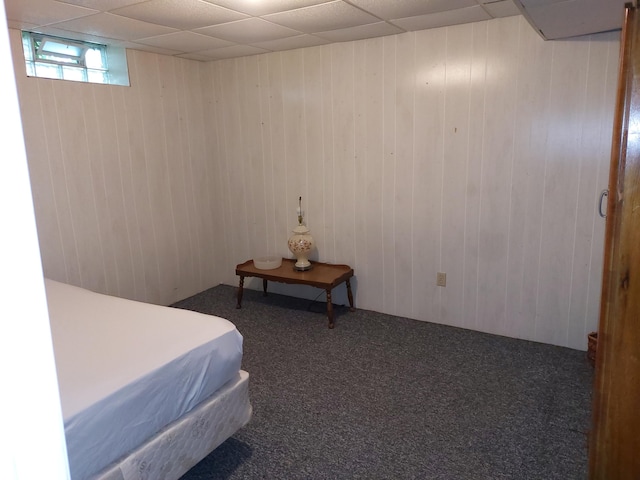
[[293, 262, 312, 271], [288, 224, 314, 273]]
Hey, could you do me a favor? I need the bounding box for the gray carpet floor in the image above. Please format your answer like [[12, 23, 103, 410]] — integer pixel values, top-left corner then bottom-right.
[[173, 284, 593, 480]]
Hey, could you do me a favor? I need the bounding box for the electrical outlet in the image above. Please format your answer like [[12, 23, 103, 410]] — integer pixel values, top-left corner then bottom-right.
[[436, 272, 446, 287]]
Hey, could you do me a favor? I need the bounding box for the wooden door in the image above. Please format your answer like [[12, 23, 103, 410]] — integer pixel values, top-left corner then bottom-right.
[[590, 4, 640, 479]]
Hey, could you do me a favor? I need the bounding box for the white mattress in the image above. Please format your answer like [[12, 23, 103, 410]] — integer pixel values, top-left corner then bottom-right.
[[45, 279, 244, 480]]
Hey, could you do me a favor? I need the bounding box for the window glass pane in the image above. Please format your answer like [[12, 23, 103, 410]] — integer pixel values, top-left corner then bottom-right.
[[62, 66, 86, 82], [25, 62, 36, 77], [40, 39, 84, 58], [38, 53, 80, 65], [22, 33, 33, 61], [87, 69, 107, 84], [85, 48, 105, 69], [34, 63, 61, 80]]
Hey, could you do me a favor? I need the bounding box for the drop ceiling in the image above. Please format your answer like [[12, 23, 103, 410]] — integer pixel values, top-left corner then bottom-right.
[[513, 0, 626, 40], [3, 0, 626, 62]]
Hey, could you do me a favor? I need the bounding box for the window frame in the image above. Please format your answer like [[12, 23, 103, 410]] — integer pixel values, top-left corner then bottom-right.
[[21, 31, 129, 86]]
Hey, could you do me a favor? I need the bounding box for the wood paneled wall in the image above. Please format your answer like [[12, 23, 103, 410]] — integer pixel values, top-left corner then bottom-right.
[[203, 16, 619, 349], [10, 16, 619, 348], [10, 29, 225, 305]]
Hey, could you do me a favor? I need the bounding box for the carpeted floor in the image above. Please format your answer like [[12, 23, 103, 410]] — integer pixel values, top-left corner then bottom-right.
[[173, 284, 593, 480]]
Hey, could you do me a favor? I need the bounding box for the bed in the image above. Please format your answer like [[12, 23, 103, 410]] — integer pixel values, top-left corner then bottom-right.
[[44, 279, 252, 480]]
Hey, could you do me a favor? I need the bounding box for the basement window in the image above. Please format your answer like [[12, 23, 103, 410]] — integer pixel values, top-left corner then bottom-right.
[[21, 31, 130, 86]]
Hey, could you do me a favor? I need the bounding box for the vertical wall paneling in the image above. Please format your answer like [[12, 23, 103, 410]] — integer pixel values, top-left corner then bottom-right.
[[210, 61, 236, 285], [441, 24, 473, 328], [85, 84, 120, 297], [360, 37, 385, 313], [462, 22, 488, 332], [535, 38, 591, 345], [393, 33, 416, 320], [475, 18, 520, 336], [12, 33, 236, 305], [97, 85, 137, 298], [53, 80, 106, 293], [282, 50, 308, 262], [220, 59, 250, 269], [565, 35, 616, 350], [352, 39, 368, 307], [111, 79, 147, 301], [241, 56, 269, 262], [176, 59, 200, 293], [39, 78, 83, 287], [194, 61, 221, 290], [505, 19, 536, 340], [222, 57, 247, 265], [320, 47, 336, 264], [303, 46, 327, 266], [157, 55, 191, 300], [235, 58, 255, 264], [381, 35, 397, 315], [509, 24, 552, 342], [255, 55, 277, 258], [268, 53, 290, 274], [199, 61, 228, 288], [413, 27, 446, 323], [12, 16, 619, 348], [121, 51, 158, 302], [147, 55, 179, 299], [129, 51, 170, 303], [10, 33, 68, 283], [330, 42, 357, 271]]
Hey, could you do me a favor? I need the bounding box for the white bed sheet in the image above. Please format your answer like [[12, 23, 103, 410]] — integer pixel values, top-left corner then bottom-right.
[[45, 279, 244, 480]]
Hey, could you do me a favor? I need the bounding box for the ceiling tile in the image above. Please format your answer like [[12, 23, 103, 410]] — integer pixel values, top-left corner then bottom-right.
[[7, 19, 40, 31], [521, 0, 624, 39], [109, 0, 248, 30], [514, 0, 565, 6], [176, 52, 217, 61], [196, 44, 270, 60], [54, 0, 148, 10], [5, 0, 98, 27], [118, 42, 183, 55], [136, 31, 234, 52], [482, 0, 522, 18], [202, 0, 330, 16], [263, 1, 380, 33], [34, 25, 129, 45], [392, 5, 491, 31], [195, 18, 301, 44], [347, 0, 477, 20], [251, 34, 330, 51], [48, 12, 178, 40], [35, 26, 191, 57], [315, 21, 404, 42]]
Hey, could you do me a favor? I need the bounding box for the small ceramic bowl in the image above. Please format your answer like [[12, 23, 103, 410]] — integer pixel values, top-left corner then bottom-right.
[[253, 256, 282, 270]]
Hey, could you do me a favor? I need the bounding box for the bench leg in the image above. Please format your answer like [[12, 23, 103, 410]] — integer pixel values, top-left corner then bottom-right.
[[326, 289, 335, 329], [263, 278, 268, 296], [236, 276, 244, 309], [346, 279, 355, 312]]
